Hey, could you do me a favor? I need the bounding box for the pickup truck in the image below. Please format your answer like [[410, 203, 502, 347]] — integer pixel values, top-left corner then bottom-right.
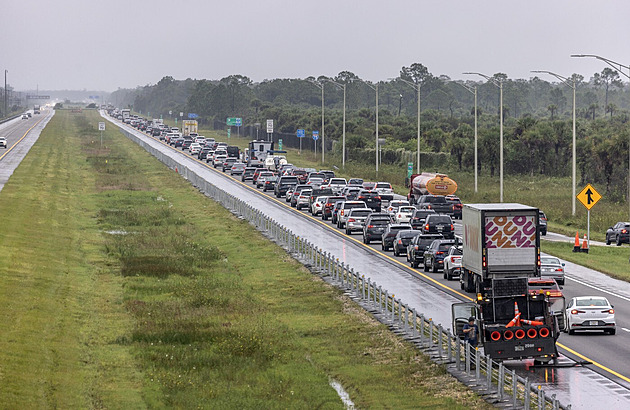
[[415, 195, 453, 215]]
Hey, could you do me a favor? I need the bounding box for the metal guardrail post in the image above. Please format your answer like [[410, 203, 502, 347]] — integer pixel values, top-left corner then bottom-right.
[[446, 329, 452, 361], [475, 348, 481, 381], [524, 378, 531, 410], [428, 319, 434, 348], [437, 324, 443, 358], [455, 337, 461, 371], [497, 362, 504, 401], [538, 385, 544, 409], [486, 354, 493, 390], [465, 342, 471, 374], [361, 276, 366, 300], [411, 308, 417, 337], [419, 314, 425, 344], [511, 370, 518, 407], [367, 278, 371, 304]]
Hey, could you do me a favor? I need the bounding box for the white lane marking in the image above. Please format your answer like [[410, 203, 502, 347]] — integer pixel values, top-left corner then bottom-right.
[[622, 328, 630, 333], [565, 275, 630, 303]]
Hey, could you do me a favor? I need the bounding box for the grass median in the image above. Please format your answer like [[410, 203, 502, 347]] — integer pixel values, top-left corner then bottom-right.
[[0, 110, 488, 408]]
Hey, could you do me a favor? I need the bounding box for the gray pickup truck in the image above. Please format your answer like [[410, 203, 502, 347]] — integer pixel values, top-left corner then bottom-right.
[[415, 195, 453, 215]]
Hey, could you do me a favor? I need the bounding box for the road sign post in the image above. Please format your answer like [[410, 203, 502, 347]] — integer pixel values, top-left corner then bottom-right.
[[279, 139, 283, 150], [313, 130, 319, 158], [266, 120, 274, 142], [577, 183, 602, 250], [98, 122, 105, 146], [297, 129, 305, 155]]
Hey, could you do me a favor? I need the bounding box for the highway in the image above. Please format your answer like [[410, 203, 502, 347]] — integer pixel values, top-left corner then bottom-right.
[[106, 112, 630, 408], [0, 111, 54, 192]]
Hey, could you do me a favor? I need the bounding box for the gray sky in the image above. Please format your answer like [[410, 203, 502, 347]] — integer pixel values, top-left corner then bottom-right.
[[3, 0, 629, 92]]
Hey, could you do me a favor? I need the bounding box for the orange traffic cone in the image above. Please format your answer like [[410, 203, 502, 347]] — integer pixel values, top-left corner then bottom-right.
[[581, 234, 589, 254], [521, 319, 544, 326], [573, 232, 580, 252], [506, 313, 521, 328]]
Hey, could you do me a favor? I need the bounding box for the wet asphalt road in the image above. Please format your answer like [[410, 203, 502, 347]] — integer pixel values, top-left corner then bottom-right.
[[0, 110, 54, 192], [106, 113, 630, 408]]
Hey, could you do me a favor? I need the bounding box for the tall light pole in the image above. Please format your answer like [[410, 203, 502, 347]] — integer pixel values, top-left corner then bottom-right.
[[357, 80, 379, 174], [455, 81, 478, 193], [324, 79, 347, 168], [532, 70, 577, 216], [4, 70, 7, 117], [308, 79, 325, 164], [395, 77, 422, 174], [572, 54, 630, 219], [465, 72, 504, 202]]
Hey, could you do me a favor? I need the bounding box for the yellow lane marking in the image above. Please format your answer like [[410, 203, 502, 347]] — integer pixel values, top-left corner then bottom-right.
[[112, 116, 630, 385], [0, 115, 49, 161]]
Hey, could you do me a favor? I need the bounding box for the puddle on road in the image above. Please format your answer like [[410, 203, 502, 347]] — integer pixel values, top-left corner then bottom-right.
[[329, 379, 355, 409]]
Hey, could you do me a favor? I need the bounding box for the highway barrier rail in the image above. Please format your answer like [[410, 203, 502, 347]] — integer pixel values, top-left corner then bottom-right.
[[119, 126, 570, 410]]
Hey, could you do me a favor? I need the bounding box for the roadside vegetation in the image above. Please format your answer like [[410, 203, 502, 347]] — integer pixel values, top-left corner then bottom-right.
[[0, 109, 490, 408]]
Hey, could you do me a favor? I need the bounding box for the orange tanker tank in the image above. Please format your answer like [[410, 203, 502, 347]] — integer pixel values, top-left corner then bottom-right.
[[408, 172, 458, 203]]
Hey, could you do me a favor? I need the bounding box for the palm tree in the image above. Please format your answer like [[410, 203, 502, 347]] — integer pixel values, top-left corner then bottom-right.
[[605, 103, 617, 118], [547, 104, 558, 120], [588, 103, 599, 120]]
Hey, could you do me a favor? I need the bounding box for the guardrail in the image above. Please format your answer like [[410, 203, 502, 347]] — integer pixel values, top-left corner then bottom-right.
[[119, 124, 570, 410], [0, 114, 21, 125]]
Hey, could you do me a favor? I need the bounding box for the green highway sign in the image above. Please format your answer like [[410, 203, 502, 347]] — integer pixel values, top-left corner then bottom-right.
[[227, 117, 242, 126], [279, 139, 283, 150], [407, 162, 413, 178]]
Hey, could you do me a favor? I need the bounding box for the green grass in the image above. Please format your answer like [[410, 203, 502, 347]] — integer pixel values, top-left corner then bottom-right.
[[541, 241, 630, 282], [0, 110, 490, 408]]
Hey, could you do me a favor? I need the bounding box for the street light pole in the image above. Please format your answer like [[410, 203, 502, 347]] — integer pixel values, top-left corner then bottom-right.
[[396, 78, 422, 174], [4, 70, 7, 117], [532, 70, 577, 216], [465, 72, 504, 202], [324, 79, 347, 169], [572, 54, 630, 219], [456, 81, 478, 193], [308, 79, 325, 164], [357, 79, 380, 174]]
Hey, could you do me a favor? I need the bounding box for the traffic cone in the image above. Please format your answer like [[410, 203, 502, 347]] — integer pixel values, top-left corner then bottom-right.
[[573, 232, 580, 252], [521, 319, 544, 326], [581, 234, 589, 253]]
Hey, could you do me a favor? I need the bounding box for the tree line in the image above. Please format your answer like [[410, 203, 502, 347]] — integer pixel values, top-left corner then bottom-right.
[[110, 63, 630, 199]]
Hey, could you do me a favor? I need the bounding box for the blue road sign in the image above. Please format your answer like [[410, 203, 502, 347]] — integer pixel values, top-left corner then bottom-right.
[[312, 131, 319, 141], [188, 113, 199, 119], [297, 129, 305, 138]]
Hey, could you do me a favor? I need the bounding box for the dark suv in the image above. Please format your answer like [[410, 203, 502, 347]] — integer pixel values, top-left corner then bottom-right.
[[363, 213, 392, 244], [356, 190, 382, 212], [423, 239, 456, 272], [274, 176, 299, 198], [241, 167, 258, 182], [538, 211, 548, 236], [422, 214, 454, 239], [322, 196, 345, 220], [406, 233, 443, 268], [393, 230, 421, 256], [605, 222, 630, 246], [381, 224, 412, 251], [410, 209, 436, 230]]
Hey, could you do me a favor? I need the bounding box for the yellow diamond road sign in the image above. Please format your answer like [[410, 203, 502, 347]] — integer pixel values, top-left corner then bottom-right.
[[577, 184, 602, 210]]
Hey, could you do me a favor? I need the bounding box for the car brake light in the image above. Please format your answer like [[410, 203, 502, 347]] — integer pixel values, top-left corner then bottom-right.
[[622, 229, 628, 234], [397, 214, 402, 219], [376, 196, 381, 200], [604, 309, 614, 314], [341, 210, 344, 216], [348, 218, 356, 222], [414, 245, 418, 250], [367, 225, 374, 228], [570, 309, 585, 315], [436, 251, 444, 255], [555, 268, 563, 272], [398, 239, 402, 244], [425, 224, 429, 230], [450, 224, 454, 230]]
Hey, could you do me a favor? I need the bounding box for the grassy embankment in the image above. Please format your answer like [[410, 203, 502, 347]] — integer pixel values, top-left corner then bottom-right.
[[0, 109, 489, 408]]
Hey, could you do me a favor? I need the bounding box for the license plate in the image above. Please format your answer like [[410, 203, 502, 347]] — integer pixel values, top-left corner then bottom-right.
[[438, 226, 444, 231], [589, 321, 598, 326]]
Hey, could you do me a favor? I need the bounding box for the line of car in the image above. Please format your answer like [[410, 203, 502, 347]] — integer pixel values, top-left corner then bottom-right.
[[114, 112, 617, 337]]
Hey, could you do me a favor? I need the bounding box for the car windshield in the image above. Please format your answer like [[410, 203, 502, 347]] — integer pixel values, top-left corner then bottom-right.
[[399, 207, 415, 213], [371, 219, 390, 225], [426, 196, 447, 203], [399, 231, 420, 239], [376, 183, 391, 189], [418, 238, 439, 246], [541, 257, 561, 265], [345, 202, 366, 209], [438, 244, 453, 251], [575, 298, 608, 307], [429, 216, 452, 224], [330, 179, 346, 184], [450, 247, 463, 255], [351, 210, 372, 217]]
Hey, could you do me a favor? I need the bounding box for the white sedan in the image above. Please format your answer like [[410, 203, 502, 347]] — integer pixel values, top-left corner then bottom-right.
[[565, 296, 616, 335], [394, 206, 416, 224]]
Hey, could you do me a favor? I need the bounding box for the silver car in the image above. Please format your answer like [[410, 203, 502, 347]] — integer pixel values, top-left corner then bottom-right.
[[565, 296, 616, 335], [540, 256, 565, 285], [344, 208, 373, 235]]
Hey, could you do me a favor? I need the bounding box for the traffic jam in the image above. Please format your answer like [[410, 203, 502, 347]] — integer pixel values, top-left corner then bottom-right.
[[109, 109, 618, 364]]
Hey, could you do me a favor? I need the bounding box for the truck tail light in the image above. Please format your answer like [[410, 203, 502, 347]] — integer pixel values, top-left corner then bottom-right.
[[482, 255, 487, 268]]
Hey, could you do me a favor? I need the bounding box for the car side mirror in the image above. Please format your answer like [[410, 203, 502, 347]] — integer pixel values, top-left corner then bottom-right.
[[562, 263, 565, 266], [609, 227, 613, 230], [611, 305, 614, 308]]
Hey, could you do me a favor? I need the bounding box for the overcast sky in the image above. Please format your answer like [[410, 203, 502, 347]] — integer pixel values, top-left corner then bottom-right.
[[3, 0, 629, 92]]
